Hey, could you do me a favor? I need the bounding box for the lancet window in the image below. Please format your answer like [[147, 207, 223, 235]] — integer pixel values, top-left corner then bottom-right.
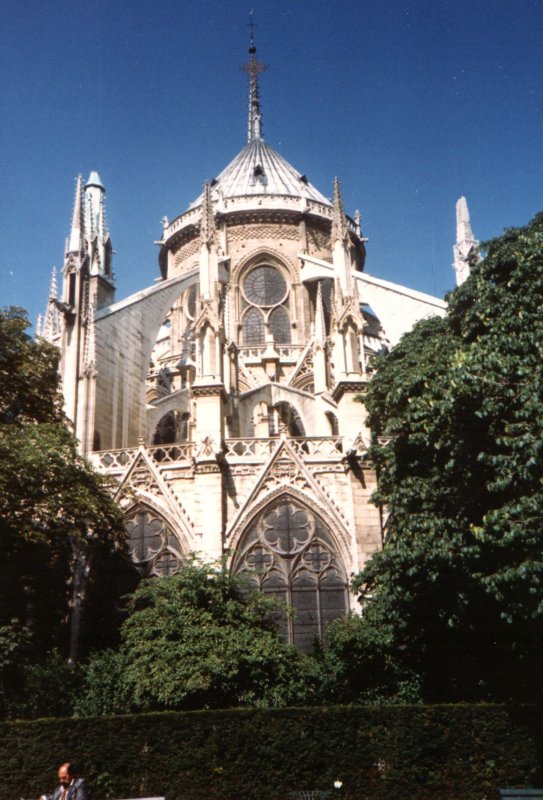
[[241, 263, 292, 345], [232, 496, 348, 651]]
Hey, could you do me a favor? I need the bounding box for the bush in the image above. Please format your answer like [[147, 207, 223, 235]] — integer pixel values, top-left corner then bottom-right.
[[1, 705, 542, 800]]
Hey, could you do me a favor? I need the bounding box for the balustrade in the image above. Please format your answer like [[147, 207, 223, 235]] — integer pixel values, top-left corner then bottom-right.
[[147, 442, 194, 464], [223, 438, 279, 458], [289, 436, 343, 457], [238, 343, 305, 359], [90, 448, 137, 472], [91, 435, 344, 476], [223, 436, 343, 460]]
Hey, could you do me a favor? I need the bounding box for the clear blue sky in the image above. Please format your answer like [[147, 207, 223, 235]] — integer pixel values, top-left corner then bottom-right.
[[1, 0, 542, 329]]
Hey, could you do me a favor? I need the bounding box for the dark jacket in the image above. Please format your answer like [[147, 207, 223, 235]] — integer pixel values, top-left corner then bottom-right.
[[44, 778, 87, 800]]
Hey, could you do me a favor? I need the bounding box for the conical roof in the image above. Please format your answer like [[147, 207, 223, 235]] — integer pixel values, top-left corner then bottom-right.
[[174, 28, 332, 230], [190, 138, 330, 208], [85, 170, 105, 190]]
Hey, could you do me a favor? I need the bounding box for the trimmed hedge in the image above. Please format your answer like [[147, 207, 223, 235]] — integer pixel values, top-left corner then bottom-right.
[[2, 705, 543, 800]]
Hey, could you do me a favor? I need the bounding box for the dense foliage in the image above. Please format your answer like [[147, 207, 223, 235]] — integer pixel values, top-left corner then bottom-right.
[[2, 705, 541, 800], [77, 561, 318, 714], [352, 213, 543, 702], [4, 213, 543, 718], [0, 308, 130, 716]]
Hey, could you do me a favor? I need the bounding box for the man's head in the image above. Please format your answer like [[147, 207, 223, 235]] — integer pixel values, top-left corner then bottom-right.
[[58, 763, 75, 788]]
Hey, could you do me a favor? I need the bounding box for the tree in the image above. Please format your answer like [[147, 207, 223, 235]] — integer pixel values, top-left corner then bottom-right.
[[77, 560, 318, 714], [352, 213, 543, 702], [0, 307, 128, 688], [316, 613, 422, 705]]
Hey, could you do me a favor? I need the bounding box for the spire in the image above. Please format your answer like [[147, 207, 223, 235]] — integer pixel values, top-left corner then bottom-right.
[[242, 13, 267, 142], [99, 192, 109, 243], [40, 267, 62, 343], [84, 171, 113, 279], [331, 178, 354, 297], [200, 182, 217, 246], [49, 264, 59, 299], [453, 196, 478, 287], [86, 170, 105, 190], [331, 177, 349, 244], [67, 175, 85, 255], [199, 182, 219, 300]]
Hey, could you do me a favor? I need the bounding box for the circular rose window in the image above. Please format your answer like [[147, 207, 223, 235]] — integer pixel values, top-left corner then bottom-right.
[[243, 265, 287, 306]]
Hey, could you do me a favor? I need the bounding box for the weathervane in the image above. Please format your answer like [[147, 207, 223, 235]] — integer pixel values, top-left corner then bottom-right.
[[242, 11, 268, 142]]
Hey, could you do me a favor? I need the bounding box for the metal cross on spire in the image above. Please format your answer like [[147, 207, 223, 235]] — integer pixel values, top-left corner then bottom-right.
[[242, 12, 268, 142]]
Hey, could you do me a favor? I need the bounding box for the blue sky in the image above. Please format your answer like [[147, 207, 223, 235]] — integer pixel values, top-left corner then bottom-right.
[[1, 0, 542, 329]]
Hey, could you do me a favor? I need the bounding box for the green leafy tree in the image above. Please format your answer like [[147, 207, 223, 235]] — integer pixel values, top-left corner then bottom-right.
[[352, 212, 543, 702], [77, 561, 318, 714], [0, 308, 129, 710], [316, 613, 422, 704]]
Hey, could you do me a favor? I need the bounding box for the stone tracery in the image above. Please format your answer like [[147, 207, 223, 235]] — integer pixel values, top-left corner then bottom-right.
[[42, 27, 448, 649], [232, 495, 348, 650], [125, 504, 185, 578]]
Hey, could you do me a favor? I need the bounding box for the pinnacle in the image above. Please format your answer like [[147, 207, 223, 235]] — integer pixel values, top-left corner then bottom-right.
[[85, 171, 105, 190]]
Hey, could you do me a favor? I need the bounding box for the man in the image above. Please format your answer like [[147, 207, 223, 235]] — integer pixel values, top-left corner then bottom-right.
[[39, 762, 87, 800]]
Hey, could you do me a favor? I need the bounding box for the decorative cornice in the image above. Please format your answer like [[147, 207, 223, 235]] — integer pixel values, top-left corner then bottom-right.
[[332, 379, 368, 402], [191, 382, 227, 399], [162, 197, 339, 249]]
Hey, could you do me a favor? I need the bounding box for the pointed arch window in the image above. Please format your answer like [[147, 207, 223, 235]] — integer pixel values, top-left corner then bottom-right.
[[242, 307, 266, 345], [125, 505, 184, 578], [321, 278, 334, 335], [68, 273, 77, 307], [232, 496, 348, 651], [269, 306, 291, 344], [240, 263, 291, 346]]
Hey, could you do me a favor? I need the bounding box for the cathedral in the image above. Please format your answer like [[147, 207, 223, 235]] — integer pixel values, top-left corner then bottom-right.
[[37, 32, 477, 650]]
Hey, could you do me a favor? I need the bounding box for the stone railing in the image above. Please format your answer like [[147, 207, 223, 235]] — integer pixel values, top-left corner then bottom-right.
[[162, 195, 339, 243], [289, 436, 343, 457], [223, 436, 343, 460], [90, 442, 195, 475], [147, 442, 194, 465], [238, 343, 305, 360], [91, 435, 344, 476], [90, 447, 138, 474], [222, 438, 280, 458]]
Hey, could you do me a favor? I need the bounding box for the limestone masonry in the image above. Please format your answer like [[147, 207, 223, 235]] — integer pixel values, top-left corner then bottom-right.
[[38, 31, 477, 650]]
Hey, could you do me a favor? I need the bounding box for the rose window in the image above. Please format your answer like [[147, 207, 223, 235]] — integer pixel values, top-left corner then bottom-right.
[[241, 264, 291, 345]]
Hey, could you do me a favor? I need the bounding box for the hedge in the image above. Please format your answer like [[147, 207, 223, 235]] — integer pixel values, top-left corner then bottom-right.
[[2, 705, 542, 800]]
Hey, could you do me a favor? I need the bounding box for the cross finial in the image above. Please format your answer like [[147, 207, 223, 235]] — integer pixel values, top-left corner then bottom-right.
[[242, 13, 268, 142], [248, 10, 256, 46]]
